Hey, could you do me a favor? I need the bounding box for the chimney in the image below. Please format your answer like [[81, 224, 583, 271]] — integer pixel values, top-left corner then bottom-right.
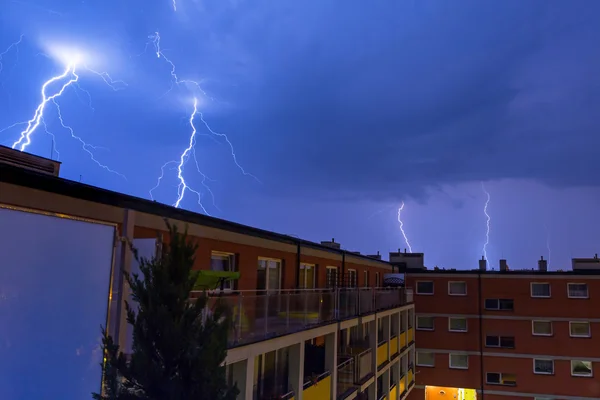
[[479, 256, 487, 271], [499, 259, 508, 272], [538, 256, 548, 272], [320, 239, 341, 250]]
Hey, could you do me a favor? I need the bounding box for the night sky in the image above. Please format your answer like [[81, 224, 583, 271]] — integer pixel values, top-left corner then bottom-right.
[[2, 0, 600, 270]]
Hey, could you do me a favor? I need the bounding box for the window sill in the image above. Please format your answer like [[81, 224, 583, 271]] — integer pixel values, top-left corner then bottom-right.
[[416, 292, 434, 296], [567, 296, 590, 299], [448, 293, 467, 296], [449, 366, 469, 370], [449, 329, 468, 333], [569, 335, 592, 338], [532, 333, 553, 337], [416, 364, 434, 368], [533, 371, 554, 376], [416, 328, 434, 331], [530, 295, 551, 299], [571, 373, 594, 378]]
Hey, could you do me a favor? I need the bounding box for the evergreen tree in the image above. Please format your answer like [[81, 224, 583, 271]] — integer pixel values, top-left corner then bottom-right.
[[93, 222, 239, 400]]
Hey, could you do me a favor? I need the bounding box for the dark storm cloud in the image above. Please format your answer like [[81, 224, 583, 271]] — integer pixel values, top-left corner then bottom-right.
[[190, 1, 600, 201]]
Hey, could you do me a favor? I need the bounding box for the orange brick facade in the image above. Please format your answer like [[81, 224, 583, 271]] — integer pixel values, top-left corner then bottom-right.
[[404, 271, 600, 399]]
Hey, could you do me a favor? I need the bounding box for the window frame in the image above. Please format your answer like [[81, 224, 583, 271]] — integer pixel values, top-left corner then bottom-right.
[[375, 272, 380, 287], [257, 257, 282, 291], [416, 316, 435, 331], [533, 358, 554, 375], [530, 282, 551, 298], [449, 353, 469, 370], [485, 372, 516, 386], [416, 351, 435, 367], [210, 251, 236, 290], [485, 335, 515, 349], [347, 269, 357, 288], [484, 298, 514, 311], [567, 283, 589, 299], [448, 317, 468, 332], [298, 263, 316, 289], [416, 280, 434, 295], [325, 266, 338, 288], [363, 270, 369, 287], [531, 320, 553, 336], [571, 360, 593, 377], [569, 321, 591, 338], [448, 281, 467, 296]]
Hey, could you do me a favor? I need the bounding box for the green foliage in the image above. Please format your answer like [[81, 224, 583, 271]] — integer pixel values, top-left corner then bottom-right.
[[93, 222, 239, 400]]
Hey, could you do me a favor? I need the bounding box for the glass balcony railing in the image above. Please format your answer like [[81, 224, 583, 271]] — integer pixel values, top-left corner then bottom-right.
[[198, 287, 413, 347]]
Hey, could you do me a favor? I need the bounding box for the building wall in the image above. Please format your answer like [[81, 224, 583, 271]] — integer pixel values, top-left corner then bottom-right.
[[133, 225, 392, 291], [406, 271, 600, 399]]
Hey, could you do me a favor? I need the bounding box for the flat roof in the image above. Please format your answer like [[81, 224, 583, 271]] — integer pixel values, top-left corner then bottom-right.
[[0, 162, 391, 266], [404, 267, 600, 276]]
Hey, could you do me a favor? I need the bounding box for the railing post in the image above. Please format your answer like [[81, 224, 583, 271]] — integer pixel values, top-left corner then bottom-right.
[[303, 289, 308, 327], [318, 291, 323, 323], [286, 291, 290, 329], [237, 294, 243, 343]]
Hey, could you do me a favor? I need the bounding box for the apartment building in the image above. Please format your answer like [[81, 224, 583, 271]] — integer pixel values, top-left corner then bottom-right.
[[390, 251, 600, 400], [0, 146, 416, 400]]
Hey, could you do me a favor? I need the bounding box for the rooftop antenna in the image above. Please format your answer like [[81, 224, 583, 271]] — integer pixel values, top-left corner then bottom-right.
[[79, 175, 82, 182]]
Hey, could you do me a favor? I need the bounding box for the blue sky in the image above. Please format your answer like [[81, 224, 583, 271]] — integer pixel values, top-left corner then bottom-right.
[[2, 0, 600, 271]]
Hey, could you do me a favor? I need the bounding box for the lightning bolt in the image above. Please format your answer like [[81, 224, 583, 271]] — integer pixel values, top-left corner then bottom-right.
[[397, 201, 413, 253], [2, 58, 127, 178], [481, 182, 491, 261], [0, 35, 24, 74], [147, 32, 258, 213]]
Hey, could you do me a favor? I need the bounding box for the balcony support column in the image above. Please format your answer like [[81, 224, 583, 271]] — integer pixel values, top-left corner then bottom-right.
[[368, 319, 378, 399], [325, 331, 338, 399], [382, 368, 391, 399], [289, 341, 305, 400]]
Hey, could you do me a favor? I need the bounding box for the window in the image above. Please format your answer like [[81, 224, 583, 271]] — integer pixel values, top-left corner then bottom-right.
[[416, 351, 434, 367], [257, 258, 281, 291], [211, 252, 236, 290], [416, 316, 434, 330], [532, 320, 553, 336], [484, 298, 514, 311], [533, 359, 554, 374], [416, 281, 434, 295], [486, 372, 516, 386], [347, 269, 357, 288], [448, 317, 468, 332], [449, 354, 468, 369], [326, 267, 338, 288], [568, 283, 589, 298], [363, 270, 369, 287], [299, 263, 315, 289], [485, 335, 515, 348], [570, 321, 591, 337], [531, 282, 551, 298], [571, 360, 593, 377], [375, 272, 380, 287], [448, 281, 467, 295]]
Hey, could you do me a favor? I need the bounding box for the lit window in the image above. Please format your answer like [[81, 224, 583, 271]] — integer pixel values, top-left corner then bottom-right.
[[257, 258, 281, 291], [416, 281, 434, 294], [568, 283, 588, 298], [531, 282, 551, 298], [448, 317, 467, 332], [416, 351, 434, 367], [416, 316, 434, 330], [449, 354, 468, 369], [486, 372, 516, 386], [532, 320, 553, 336], [570, 321, 591, 338], [448, 281, 467, 295], [533, 359, 554, 374], [571, 360, 593, 377]]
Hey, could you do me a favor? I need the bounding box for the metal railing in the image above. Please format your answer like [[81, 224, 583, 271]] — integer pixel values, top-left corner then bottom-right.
[[337, 357, 356, 398], [197, 287, 412, 347]]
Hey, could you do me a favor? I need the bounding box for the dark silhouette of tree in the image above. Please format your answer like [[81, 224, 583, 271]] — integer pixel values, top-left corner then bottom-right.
[[93, 222, 238, 400]]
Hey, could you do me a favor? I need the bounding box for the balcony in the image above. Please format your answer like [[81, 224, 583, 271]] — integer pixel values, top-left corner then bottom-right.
[[198, 287, 413, 348]]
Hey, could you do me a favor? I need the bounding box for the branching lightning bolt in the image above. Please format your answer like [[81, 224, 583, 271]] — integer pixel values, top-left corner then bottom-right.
[[0, 34, 24, 74], [397, 201, 413, 253], [481, 182, 491, 261], [147, 32, 258, 213], [2, 54, 127, 179]]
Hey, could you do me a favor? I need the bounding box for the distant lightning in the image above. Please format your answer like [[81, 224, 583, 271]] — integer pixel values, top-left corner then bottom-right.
[[1, 47, 127, 178], [0, 35, 24, 74], [481, 182, 491, 261], [147, 32, 258, 213], [397, 201, 413, 253]]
